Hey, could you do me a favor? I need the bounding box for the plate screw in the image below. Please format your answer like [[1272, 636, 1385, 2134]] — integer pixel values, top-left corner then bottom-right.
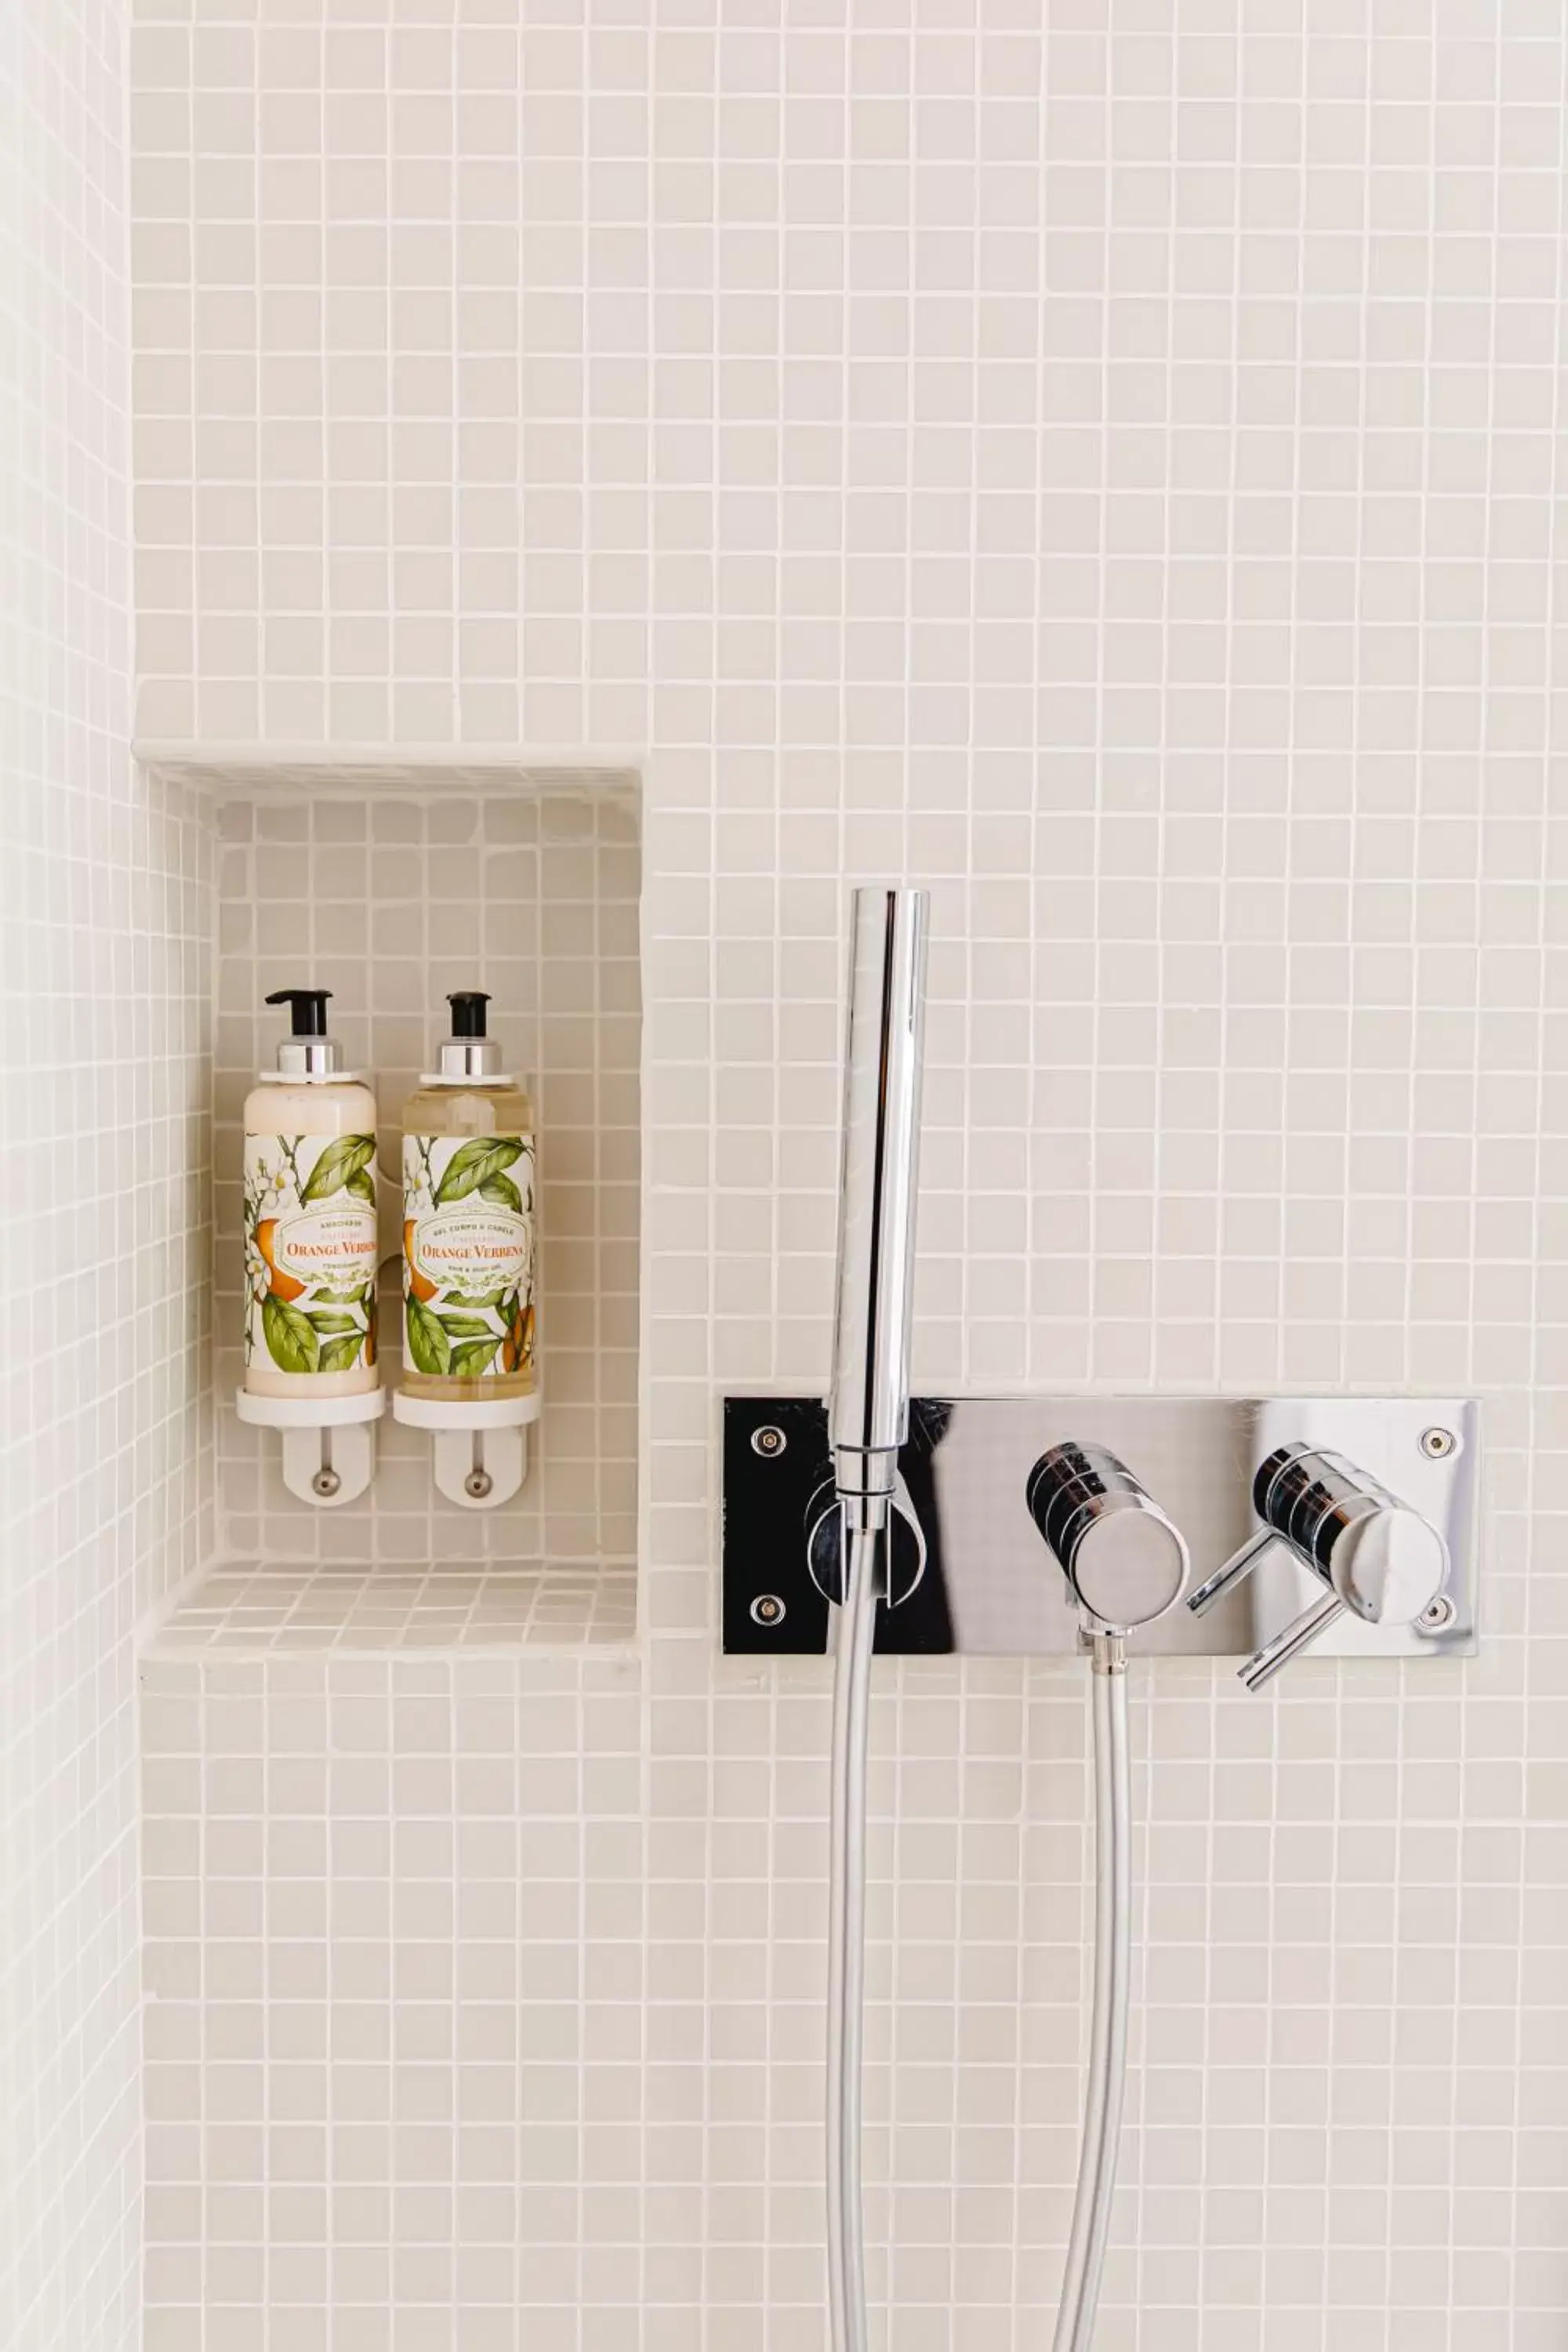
[[1417, 1592, 1457, 1634], [311, 1466, 341, 1499], [465, 1467, 494, 1500], [750, 1593, 786, 1627], [751, 1425, 787, 1459], [1419, 1426, 1458, 1460]]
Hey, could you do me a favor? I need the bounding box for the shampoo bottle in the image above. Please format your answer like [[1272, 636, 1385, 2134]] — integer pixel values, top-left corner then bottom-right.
[[242, 989, 380, 1397], [401, 993, 537, 1400]]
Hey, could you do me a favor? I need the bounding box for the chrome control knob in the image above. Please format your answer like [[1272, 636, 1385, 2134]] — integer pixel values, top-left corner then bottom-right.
[[1190, 1442, 1450, 1689], [1026, 1442, 1189, 1634], [1255, 1443, 1446, 1624]]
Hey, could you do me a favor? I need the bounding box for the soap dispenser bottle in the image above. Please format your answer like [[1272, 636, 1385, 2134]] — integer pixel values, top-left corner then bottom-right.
[[242, 989, 380, 1396], [401, 992, 537, 1399]]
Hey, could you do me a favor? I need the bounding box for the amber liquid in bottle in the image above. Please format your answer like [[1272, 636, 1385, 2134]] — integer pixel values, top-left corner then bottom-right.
[[400, 1076, 537, 1401]]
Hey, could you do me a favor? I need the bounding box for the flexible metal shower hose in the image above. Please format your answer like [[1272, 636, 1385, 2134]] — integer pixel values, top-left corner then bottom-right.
[[826, 1518, 881, 2352], [826, 1582, 1131, 2352], [1051, 1632, 1131, 2352]]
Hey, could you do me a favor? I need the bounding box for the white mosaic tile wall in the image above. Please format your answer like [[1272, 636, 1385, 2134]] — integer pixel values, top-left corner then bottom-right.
[[131, 4, 1568, 2349], [2, 2, 212, 2346]]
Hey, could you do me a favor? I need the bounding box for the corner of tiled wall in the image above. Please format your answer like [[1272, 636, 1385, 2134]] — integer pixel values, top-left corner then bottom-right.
[[3, 2, 212, 2347]]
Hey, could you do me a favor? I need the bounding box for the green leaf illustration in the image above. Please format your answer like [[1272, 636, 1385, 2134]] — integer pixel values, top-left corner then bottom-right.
[[499, 1289, 521, 1327], [308, 1286, 362, 1307], [437, 1315, 495, 1338], [405, 1294, 452, 1376], [299, 1133, 377, 1203], [318, 1333, 365, 1374], [262, 1294, 321, 1374], [433, 1134, 523, 1207], [307, 1312, 359, 1335], [440, 1287, 509, 1311], [345, 1167, 377, 1203], [478, 1172, 524, 1215], [450, 1339, 501, 1379]]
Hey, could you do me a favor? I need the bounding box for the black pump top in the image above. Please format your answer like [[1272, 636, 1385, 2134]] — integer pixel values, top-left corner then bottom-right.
[[265, 988, 332, 1037], [448, 991, 491, 1038]]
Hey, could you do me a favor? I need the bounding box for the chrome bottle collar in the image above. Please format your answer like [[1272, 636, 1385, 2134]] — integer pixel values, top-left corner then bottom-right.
[[262, 1036, 359, 1082], [419, 1036, 515, 1086]]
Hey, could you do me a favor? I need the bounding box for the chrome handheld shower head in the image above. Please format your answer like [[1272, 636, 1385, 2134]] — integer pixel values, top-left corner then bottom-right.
[[824, 888, 927, 2352], [828, 886, 929, 1535]]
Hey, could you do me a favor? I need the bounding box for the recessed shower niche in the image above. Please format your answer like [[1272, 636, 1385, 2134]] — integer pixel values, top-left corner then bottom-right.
[[145, 758, 641, 1654]]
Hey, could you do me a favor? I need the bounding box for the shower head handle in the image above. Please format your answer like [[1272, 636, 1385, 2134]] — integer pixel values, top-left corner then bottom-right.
[[828, 886, 929, 1532]]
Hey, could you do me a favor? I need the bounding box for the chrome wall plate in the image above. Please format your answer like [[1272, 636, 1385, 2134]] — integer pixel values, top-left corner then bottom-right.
[[721, 1396, 1479, 1661]]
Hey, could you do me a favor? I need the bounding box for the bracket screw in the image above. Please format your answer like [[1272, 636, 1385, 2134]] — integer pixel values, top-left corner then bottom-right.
[[751, 1425, 787, 1459], [311, 1466, 342, 1499], [1416, 1592, 1458, 1634], [750, 1593, 786, 1627], [465, 1467, 494, 1500], [1418, 1427, 1458, 1460]]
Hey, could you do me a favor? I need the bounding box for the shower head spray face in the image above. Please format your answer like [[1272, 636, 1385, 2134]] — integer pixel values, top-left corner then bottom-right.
[[827, 887, 929, 1535]]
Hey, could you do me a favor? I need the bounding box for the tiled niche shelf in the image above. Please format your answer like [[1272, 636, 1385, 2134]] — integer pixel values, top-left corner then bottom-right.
[[132, 745, 644, 800], [141, 756, 642, 1657], [143, 1559, 637, 1656]]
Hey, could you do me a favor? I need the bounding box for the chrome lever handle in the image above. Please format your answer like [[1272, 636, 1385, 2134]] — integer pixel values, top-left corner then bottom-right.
[[1214, 1442, 1450, 1690], [1240, 1591, 1349, 1691], [1186, 1527, 1275, 1617]]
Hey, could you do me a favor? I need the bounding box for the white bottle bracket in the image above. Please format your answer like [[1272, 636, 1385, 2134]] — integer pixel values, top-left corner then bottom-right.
[[235, 1387, 387, 1508], [391, 1387, 541, 1510]]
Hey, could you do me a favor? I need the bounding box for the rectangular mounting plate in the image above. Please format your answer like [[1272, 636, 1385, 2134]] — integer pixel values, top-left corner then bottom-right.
[[721, 1396, 1479, 1663]]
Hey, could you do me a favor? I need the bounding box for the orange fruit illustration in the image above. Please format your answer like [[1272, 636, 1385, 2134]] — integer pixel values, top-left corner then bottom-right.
[[256, 1219, 307, 1303], [403, 1219, 438, 1304], [502, 1302, 535, 1374]]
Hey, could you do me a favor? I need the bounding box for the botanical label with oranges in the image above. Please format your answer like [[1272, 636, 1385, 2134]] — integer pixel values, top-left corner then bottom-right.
[[243, 1132, 379, 1376], [401, 1132, 536, 1381]]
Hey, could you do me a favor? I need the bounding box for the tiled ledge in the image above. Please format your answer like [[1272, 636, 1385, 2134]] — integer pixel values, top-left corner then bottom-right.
[[134, 746, 642, 800], [143, 1558, 637, 1657]]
